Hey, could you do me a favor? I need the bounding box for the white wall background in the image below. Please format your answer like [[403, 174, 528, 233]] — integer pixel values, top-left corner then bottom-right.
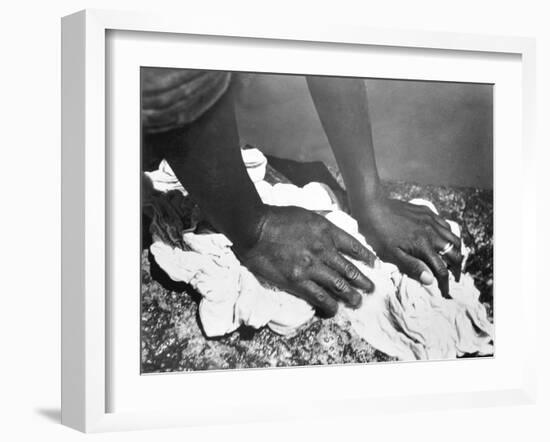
[[0, 1, 547, 441], [237, 76, 493, 188]]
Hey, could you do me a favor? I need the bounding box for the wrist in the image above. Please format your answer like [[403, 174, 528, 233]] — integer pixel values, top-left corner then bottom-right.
[[226, 202, 269, 254], [348, 182, 386, 218]]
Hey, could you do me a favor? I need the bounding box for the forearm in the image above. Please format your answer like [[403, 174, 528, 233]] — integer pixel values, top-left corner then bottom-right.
[[307, 76, 382, 214], [309, 76, 461, 296], [161, 85, 266, 251]]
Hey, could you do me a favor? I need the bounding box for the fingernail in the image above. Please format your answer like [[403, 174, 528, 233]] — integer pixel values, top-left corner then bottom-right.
[[420, 270, 434, 285], [453, 267, 461, 282], [351, 292, 363, 308]]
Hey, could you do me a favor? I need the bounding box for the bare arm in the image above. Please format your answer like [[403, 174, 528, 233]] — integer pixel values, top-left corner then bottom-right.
[[160, 83, 266, 251], [307, 76, 462, 296], [155, 80, 376, 315], [306, 76, 382, 212]]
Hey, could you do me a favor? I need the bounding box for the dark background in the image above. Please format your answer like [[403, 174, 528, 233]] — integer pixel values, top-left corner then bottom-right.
[[234, 74, 493, 189]]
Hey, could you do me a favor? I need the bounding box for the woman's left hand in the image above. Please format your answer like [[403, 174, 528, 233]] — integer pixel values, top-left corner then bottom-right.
[[356, 197, 463, 298]]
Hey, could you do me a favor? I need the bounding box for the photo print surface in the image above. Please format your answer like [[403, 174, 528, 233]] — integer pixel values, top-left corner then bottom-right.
[[140, 68, 494, 373]]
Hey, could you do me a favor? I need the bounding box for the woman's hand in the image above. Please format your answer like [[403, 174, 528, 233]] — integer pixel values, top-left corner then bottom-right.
[[235, 205, 376, 317], [356, 198, 462, 298]]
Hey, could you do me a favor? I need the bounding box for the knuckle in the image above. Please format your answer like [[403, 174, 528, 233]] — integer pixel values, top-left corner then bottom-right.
[[288, 266, 303, 282], [311, 216, 328, 231], [316, 291, 329, 304], [334, 278, 349, 292], [344, 263, 360, 281], [412, 234, 426, 250], [423, 224, 436, 237], [300, 253, 313, 268], [311, 240, 325, 254], [350, 239, 362, 255]]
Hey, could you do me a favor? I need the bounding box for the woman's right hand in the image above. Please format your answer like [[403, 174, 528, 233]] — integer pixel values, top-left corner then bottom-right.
[[234, 205, 376, 317], [355, 197, 462, 298]]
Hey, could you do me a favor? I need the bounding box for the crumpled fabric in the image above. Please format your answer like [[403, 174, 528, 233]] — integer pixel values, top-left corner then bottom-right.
[[145, 159, 188, 195], [147, 147, 494, 360]]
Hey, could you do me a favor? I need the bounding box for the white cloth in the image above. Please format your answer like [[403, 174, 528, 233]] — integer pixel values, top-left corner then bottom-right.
[[148, 148, 494, 360], [145, 159, 187, 195]]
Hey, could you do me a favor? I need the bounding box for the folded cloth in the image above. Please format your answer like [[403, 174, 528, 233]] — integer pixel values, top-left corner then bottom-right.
[[145, 159, 188, 195], [147, 147, 494, 360]]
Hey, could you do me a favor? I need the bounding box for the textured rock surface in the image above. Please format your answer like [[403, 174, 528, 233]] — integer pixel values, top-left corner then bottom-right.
[[141, 171, 493, 373]]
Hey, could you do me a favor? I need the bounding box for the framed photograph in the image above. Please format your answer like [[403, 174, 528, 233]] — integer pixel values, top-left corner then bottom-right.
[[61, 9, 537, 432]]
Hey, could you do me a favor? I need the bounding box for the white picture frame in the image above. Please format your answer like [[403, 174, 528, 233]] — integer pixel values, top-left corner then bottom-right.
[[61, 9, 537, 433]]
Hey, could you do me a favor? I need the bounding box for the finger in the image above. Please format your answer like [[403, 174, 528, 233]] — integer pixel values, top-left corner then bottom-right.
[[330, 226, 376, 266], [407, 203, 451, 230], [429, 229, 462, 265], [394, 248, 434, 285], [429, 212, 453, 230], [429, 227, 462, 282], [291, 281, 339, 317], [430, 221, 461, 249], [323, 252, 375, 293], [309, 264, 363, 308], [413, 241, 450, 298], [407, 207, 461, 282]]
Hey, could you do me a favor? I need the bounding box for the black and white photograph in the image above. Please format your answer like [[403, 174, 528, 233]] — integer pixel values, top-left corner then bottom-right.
[[3, 0, 547, 436], [140, 68, 494, 373]]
